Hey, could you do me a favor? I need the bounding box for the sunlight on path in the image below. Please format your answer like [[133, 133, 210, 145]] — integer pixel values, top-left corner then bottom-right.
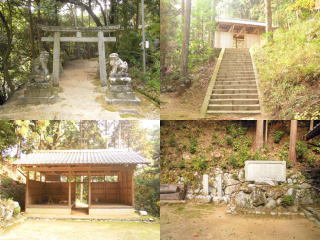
[[0, 59, 158, 120], [0, 219, 160, 240]]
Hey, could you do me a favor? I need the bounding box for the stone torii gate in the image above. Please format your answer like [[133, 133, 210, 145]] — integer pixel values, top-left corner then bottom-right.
[[41, 25, 119, 87]]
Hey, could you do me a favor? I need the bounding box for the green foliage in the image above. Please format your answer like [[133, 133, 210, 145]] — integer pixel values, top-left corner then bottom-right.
[[189, 137, 198, 154], [225, 124, 248, 138], [232, 136, 252, 151], [281, 195, 294, 207], [228, 149, 251, 168], [296, 141, 310, 161], [254, 14, 320, 119], [13, 206, 21, 216], [273, 131, 285, 143], [191, 156, 208, 171], [1, 177, 13, 187], [225, 136, 233, 146], [168, 136, 176, 147], [134, 171, 160, 217]]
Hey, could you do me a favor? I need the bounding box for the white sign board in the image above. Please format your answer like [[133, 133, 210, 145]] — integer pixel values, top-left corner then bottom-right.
[[245, 161, 286, 182]]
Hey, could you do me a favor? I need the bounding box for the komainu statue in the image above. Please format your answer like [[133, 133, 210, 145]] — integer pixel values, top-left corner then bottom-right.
[[106, 53, 140, 105], [109, 53, 128, 76], [30, 50, 50, 83]]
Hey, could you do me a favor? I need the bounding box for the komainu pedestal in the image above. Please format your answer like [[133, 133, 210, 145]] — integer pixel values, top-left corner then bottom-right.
[[105, 53, 140, 105], [24, 51, 57, 104]]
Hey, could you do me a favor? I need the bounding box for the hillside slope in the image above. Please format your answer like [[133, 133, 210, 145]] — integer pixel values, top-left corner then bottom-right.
[[253, 14, 320, 119]]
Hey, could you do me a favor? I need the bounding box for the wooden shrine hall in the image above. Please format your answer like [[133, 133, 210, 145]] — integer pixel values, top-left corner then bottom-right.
[[214, 18, 267, 48], [13, 149, 149, 216]]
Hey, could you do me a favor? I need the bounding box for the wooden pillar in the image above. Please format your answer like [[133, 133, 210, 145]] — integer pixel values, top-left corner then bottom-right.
[[131, 170, 135, 207], [98, 31, 107, 87], [88, 173, 91, 207], [25, 171, 29, 209], [68, 173, 71, 208], [53, 31, 61, 86]]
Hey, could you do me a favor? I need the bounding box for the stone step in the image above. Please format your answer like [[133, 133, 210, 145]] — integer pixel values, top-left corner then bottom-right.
[[218, 74, 255, 78], [217, 77, 256, 81], [209, 99, 259, 105], [215, 80, 257, 85], [206, 110, 261, 114], [211, 94, 259, 99], [219, 71, 254, 74], [214, 84, 257, 89], [207, 104, 260, 111], [213, 89, 258, 94]]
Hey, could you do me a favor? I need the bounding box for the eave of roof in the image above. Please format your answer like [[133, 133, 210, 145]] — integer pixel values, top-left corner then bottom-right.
[[216, 17, 267, 27], [13, 149, 150, 166]]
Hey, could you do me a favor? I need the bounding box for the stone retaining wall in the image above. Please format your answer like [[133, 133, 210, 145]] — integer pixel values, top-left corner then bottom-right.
[[184, 166, 320, 213]]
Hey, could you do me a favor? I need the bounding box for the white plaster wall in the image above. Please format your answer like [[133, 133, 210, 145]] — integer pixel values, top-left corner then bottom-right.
[[245, 34, 261, 48], [214, 31, 233, 48]]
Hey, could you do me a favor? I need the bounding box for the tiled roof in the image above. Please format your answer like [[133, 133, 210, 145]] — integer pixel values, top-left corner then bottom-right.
[[216, 17, 266, 27], [13, 149, 150, 165]]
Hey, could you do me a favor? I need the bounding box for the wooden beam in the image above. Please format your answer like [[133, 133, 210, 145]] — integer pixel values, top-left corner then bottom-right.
[[52, 32, 60, 86], [41, 36, 116, 43], [40, 25, 120, 32], [98, 31, 107, 87], [228, 25, 234, 33], [24, 166, 135, 172]]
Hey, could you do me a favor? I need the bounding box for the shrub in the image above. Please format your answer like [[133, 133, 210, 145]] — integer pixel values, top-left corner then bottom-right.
[[228, 149, 250, 168], [191, 156, 208, 171], [1, 177, 13, 187], [13, 206, 21, 216], [189, 137, 198, 154], [281, 195, 294, 207], [226, 124, 248, 138], [232, 136, 252, 151], [296, 141, 310, 161], [225, 136, 233, 146], [273, 131, 285, 143], [135, 171, 160, 217]]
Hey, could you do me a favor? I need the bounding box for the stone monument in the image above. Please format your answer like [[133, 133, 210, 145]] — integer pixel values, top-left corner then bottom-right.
[[24, 50, 57, 104], [245, 160, 286, 182], [105, 53, 140, 105]]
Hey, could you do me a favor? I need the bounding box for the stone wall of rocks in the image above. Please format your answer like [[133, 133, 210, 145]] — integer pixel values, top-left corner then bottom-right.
[[0, 199, 20, 221], [185, 168, 320, 212]]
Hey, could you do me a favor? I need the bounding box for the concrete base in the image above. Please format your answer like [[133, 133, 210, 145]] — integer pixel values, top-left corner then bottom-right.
[[26, 207, 71, 215], [89, 208, 136, 217]]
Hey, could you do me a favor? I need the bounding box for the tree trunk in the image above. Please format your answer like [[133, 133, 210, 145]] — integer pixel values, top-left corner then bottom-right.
[[135, 0, 139, 30], [289, 120, 298, 162], [264, 0, 273, 42], [255, 120, 264, 151], [27, 0, 36, 60], [180, 0, 191, 81]]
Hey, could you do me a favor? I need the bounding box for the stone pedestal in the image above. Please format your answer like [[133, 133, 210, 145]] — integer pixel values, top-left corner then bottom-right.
[[23, 81, 57, 104], [105, 76, 140, 105]]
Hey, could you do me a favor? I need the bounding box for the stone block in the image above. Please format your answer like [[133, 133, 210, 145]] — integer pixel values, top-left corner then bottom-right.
[[245, 161, 286, 182], [202, 174, 209, 195]]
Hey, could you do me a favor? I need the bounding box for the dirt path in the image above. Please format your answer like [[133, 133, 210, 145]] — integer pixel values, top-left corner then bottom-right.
[[0, 59, 159, 120], [161, 203, 320, 240], [0, 219, 160, 240]]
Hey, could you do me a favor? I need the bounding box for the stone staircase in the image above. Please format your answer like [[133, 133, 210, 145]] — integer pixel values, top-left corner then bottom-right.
[[206, 48, 261, 115]]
